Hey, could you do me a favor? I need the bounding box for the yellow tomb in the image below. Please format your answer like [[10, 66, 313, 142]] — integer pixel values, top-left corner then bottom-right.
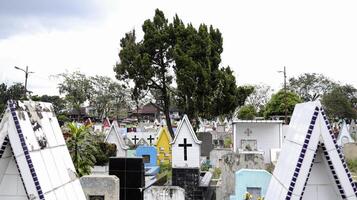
[[155, 126, 172, 165]]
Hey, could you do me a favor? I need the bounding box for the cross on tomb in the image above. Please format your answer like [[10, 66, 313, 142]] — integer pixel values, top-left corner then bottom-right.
[[132, 135, 139, 145], [147, 135, 154, 145], [245, 128, 252, 137], [178, 138, 192, 161]]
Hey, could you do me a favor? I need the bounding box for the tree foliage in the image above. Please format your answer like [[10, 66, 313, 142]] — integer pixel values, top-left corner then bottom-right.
[[31, 95, 66, 114], [288, 73, 336, 101], [66, 122, 97, 177], [0, 83, 26, 114], [57, 71, 92, 119], [115, 9, 251, 135], [238, 105, 257, 120], [264, 90, 302, 118], [322, 85, 357, 120], [245, 84, 272, 113]]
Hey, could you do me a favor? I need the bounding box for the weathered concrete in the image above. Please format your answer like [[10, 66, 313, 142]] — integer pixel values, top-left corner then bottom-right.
[[216, 152, 265, 200], [80, 175, 119, 200], [344, 143, 357, 160], [209, 148, 232, 168], [144, 186, 185, 200]]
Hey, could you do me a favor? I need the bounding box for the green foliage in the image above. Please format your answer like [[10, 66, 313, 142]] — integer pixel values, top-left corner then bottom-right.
[[159, 163, 172, 180], [238, 105, 257, 120], [212, 167, 221, 179], [201, 160, 211, 171], [266, 162, 275, 174], [347, 159, 357, 174], [0, 83, 26, 114], [288, 73, 337, 101], [224, 137, 233, 148], [66, 122, 97, 177], [322, 85, 357, 120], [93, 142, 117, 166], [264, 90, 302, 118], [57, 71, 92, 119]]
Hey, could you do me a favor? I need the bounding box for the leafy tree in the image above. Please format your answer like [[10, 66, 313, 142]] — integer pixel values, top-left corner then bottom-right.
[[0, 83, 26, 114], [66, 122, 97, 177], [264, 90, 302, 119], [288, 73, 337, 101], [115, 10, 177, 137], [238, 105, 257, 120], [57, 71, 92, 121], [322, 86, 357, 120], [245, 84, 272, 113]]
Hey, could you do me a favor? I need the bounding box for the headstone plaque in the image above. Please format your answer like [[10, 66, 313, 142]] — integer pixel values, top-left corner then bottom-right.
[[89, 195, 104, 200]]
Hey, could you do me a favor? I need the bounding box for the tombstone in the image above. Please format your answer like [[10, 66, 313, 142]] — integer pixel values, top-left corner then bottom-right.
[[144, 186, 185, 200], [80, 175, 119, 200], [337, 121, 355, 146], [197, 132, 214, 158], [229, 169, 272, 200], [155, 127, 172, 165], [135, 146, 157, 167], [232, 120, 283, 163], [109, 157, 145, 200], [0, 100, 86, 199], [137, 138, 149, 146], [265, 101, 357, 200], [171, 115, 202, 168], [349, 120, 357, 140], [171, 115, 203, 200], [105, 121, 129, 157]]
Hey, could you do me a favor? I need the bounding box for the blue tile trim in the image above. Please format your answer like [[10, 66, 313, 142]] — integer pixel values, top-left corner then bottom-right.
[[9, 142, 30, 199], [8, 101, 45, 200], [320, 107, 357, 197], [299, 145, 318, 200], [285, 107, 319, 200], [0, 136, 9, 159]]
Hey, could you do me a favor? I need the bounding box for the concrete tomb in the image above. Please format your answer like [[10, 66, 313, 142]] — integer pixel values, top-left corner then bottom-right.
[[80, 175, 119, 200], [105, 121, 129, 157], [349, 120, 357, 140], [0, 100, 86, 200], [229, 169, 272, 200], [144, 186, 185, 200], [337, 121, 355, 146], [265, 101, 357, 200], [154, 126, 172, 165], [232, 119, 283, 164]]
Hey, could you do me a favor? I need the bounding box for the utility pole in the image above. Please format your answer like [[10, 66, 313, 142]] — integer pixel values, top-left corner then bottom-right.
[[278, 66, 288, 124], [14, 66, 34, 97]]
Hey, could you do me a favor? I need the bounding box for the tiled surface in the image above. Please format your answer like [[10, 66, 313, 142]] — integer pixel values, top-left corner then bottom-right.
[[265, 101, 357, 200], [0, 101, 86, 200]]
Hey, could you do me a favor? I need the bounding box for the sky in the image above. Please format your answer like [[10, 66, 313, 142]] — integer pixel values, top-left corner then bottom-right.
[[0, 0, 357, 95]]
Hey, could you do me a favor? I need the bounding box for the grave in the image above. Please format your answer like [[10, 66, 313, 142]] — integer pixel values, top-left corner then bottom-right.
[[127, 131, 157, 148], [232, 120, 284, 164], [155, 127, 172, 165], [109, 157, 145, 200], [144, 186, 185, 200], [0, 100, 86, 199], [105, 121, 129, 157], [229, 169, 272, 200], [80, 175, 119, 200], [265, 101, 357, 200], [337, 121, 355, 146], [135, 146, 157, 168], [197, 132, 214, 158]]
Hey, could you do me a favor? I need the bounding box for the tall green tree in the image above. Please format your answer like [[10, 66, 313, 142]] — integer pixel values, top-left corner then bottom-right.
[[0, 83, 26, 114], [237, 105, 257, 120], [322, 85, 357, 120], [264, 90, 302, 119], [57, 71, 92, 121], [288, 73, 336, 101]]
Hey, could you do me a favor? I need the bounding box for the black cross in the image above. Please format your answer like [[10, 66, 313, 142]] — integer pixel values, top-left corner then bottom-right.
[[178, 138, 192, 161], [245, 128, 252, 137], [147, 135, 154, 145], [132, 135, 139, 145]]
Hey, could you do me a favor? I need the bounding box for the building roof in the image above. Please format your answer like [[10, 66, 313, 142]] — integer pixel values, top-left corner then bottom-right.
[[265, 101, 357, 200], [171, 114, 202, 145]]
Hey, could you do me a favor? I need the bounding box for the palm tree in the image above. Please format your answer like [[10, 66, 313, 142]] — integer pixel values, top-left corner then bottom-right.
[[66, 122, 97, 177]]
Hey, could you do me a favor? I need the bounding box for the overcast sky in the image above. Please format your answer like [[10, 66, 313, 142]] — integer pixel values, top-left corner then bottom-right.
[[0, 0, 357, 95]]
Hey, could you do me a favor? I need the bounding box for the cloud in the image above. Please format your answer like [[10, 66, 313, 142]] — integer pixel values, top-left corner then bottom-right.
[[0, 0, 111, 39]]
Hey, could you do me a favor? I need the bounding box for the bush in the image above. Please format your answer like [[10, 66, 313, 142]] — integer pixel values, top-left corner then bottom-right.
[[213, 167, 221, 179], [347, 159, 357, 173]]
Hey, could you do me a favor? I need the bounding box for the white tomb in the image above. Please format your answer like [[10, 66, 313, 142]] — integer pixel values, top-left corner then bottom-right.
[[105, 121, 129, 157], [265, 101, 357, 200], [171, 115, 202, 168], [0, 100, 86, 200], [350, 120, 357, 140], [232, 120, 284, 163], [126, 131, 157, 147], [337, 121, 355, 146]]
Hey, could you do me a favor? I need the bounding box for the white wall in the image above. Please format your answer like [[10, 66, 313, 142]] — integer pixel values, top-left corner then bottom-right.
[[106, 130, 126, 157], [234, 122, 282, 163], [144, 186, 185, 200], [172, 122, 200, 168]]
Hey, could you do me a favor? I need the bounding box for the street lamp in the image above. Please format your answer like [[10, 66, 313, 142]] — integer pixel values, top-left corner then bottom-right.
[[278, 66, 288, 124], [14, 66, 34, 97]]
